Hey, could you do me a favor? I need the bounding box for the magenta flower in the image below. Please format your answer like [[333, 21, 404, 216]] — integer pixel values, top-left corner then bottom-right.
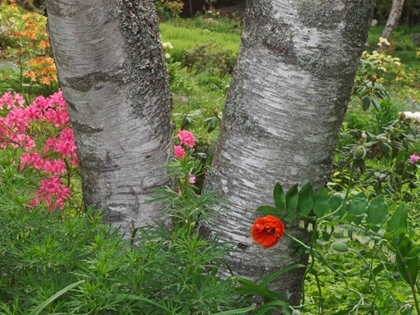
[[177, 130, 195, 148], [409, 152, 419, 164], [188, 175, 196, 184], [174, 145, 186, 159]]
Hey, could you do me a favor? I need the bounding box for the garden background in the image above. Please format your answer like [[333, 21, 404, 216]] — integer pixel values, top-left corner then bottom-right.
[[1, 0, 420, 314]]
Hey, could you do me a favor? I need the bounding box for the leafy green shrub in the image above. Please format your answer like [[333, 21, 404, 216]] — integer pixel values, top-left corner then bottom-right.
[[252, 182, 420, 314], [159, 23, 241, 62], [0, 159, 243, 314], [333, 99, 420, 199], [167, 15, 243, 35], [182, 40, 237, 77], [153, 0, 184, 20]]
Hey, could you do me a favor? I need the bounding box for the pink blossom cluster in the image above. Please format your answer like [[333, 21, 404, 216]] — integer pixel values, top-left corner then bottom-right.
[[409, 152, 419, 164], [174, 130, 196, 160], [0, 91, 78, 210], [178, 130, 195, 148]]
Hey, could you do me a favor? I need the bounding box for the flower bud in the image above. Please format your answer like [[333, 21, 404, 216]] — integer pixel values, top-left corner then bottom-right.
[[353, 145, 366, 160], [298, 220, 305, 229], [332, 242, 348, 253]]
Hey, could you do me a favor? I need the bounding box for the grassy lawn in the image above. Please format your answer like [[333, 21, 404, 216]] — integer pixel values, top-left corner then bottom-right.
[[160, 22, 241, 62]]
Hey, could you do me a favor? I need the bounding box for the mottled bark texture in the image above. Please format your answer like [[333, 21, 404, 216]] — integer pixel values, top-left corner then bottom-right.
[[377, 0, 404, 51], [45, 0, 172, 235], [205, 0, 375, 306]]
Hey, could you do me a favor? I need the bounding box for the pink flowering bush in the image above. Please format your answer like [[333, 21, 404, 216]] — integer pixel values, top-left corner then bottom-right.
[[171, 129, 200, 193], [0, 90, 78, 211]]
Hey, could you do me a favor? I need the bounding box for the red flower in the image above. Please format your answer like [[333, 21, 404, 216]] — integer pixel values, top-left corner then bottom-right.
[[251, 215, 285, 248]]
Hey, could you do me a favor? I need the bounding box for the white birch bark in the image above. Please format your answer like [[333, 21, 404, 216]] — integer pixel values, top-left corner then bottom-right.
[[45, 0, 172, 235], [377, 0, 405, 51], [205, 0, 375, 305]]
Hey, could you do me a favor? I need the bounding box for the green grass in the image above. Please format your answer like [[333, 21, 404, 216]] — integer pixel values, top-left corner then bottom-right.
[[164, 15, 243, 35], [159, 22, 241, 62]]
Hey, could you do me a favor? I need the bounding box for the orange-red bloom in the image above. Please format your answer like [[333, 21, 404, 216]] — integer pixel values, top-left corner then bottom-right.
[[251, 215, 285, 248]]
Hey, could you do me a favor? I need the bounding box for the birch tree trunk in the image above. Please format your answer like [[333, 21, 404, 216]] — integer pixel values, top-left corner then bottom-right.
[[45, 0, 172, 235], [377, 0, 405, 51], [205, 0, 375, 305]]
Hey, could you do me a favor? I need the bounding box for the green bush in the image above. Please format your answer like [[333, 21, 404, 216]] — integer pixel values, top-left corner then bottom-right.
[[167, 15, 243, 35], [159, 23, 241, 62], [153, 0, 184, 20], [0, 161, 239, 314], [182, 40, 237, 77]]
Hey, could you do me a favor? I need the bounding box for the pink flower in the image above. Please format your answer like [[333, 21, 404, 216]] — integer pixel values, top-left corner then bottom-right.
[[43, 160, 66, 175], [177, 130, 195, 148], [43, 128, 77, 163], [20, 152, 44, 171], [409, 152, 419, 164], [188, 175, 196, 184], [174, 145, 186, 159], [37, 177, 70, 211], [0, 91, 25, 110]]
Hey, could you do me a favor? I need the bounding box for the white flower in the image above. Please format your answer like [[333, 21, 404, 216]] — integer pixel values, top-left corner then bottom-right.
[[162, 42, 173, 49], [326, 225, 332, 234], [165, 53, 171, 59], [307, 223, 313, 232], [298, 220, 305, 229], [401, 111, 420, 123]]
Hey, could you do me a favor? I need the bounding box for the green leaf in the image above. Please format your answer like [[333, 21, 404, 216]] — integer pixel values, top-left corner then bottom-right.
[[409, 258, 419, 285], [366, 194, 388, 228], [362, 96, 371, 111], [254, 301, 291, 315], [204, 116, 218, 133], [313, 187, 329, 217], [396, 238, 418, 285], [348, 193, 368, 224], [256, 205, 281, 215], [234, 277, 276, 300], [284, 211, 298, 223], [29, 280, 84, 315], [372, 97, 380, 111], [286, 184, 298, 213], [372, 264, 385, 276], [406, 246, 420, 260], [284, 184, 298, 222], [126, 295, 178, 312], [273, 182, 286, 211], [260, 263, 306, 288], [329, 193, 347, 219], [385, 205, 408, 245], [354, 158, 366, 173], [298, 182, 314, 217], [213, 304, 256, 315]]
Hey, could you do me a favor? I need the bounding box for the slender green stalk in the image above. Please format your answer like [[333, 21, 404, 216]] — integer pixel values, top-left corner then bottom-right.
[[349, 248, 380, 312]]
